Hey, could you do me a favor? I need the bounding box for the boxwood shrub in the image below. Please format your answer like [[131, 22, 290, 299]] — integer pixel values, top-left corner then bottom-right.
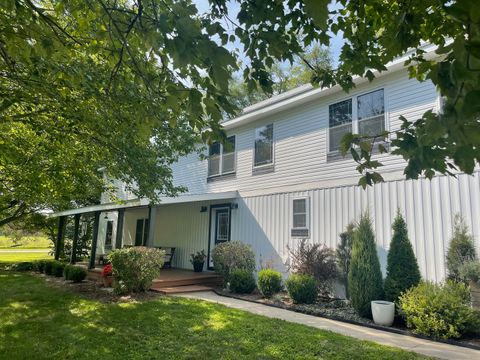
[[399, 280, 479, 339], [11, 262, 35, 272], [34, 260, 47, 273], [229, 269, 256, 294], [257, 269, 283, 298], [64, 265, 87, 283], [51, 261, 66, 277], [286, 274, 317, 304], [43, 260, 57, 275]]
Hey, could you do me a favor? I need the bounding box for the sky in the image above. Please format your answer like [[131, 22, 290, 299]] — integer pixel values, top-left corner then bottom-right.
[[192, 0, 345, 67]]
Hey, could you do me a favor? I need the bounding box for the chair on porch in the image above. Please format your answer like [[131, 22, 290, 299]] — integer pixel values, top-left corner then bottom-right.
[[157, 247, 176, 269]]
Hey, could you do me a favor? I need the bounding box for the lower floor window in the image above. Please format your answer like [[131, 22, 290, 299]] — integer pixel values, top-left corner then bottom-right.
[[291, 197, 310, 237], [134, 218, 149, 246]]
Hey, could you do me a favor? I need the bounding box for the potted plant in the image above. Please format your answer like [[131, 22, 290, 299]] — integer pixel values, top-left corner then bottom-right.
[[460, 261, 480, 309], [102, 263, 113, 287], [190, 250, 206, 272], [371, 300, 395, 326]]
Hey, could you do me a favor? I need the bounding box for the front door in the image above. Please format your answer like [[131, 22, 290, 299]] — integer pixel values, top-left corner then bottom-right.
[[209, 206, 231, 268]]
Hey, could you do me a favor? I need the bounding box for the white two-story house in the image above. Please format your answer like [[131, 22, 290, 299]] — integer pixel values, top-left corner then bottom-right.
[[55, 48, 480, 283]]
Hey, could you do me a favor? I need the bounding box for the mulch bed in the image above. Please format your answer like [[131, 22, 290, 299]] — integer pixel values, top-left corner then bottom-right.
[[214, 289, 480, 350]]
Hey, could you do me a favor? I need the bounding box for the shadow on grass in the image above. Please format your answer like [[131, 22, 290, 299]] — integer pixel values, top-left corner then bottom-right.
[[0, 272, 425, 360]]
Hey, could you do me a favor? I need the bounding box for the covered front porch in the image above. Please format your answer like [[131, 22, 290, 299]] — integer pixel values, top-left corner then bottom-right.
[[52, 191, 239, 272]]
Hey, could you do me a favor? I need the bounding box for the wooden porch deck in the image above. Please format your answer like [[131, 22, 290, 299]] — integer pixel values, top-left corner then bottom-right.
[[82, 265, 222, 294]]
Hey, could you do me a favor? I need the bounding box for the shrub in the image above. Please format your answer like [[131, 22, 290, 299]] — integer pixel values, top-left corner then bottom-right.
[[34, 260, 47, 273], [258, 269, 283, 298], [11, 262, 35, 271], [51, 261, 66, 277], [286, 274, 317, 304], [108, 247, 165, 294], [399, 281, 479, 339], [384, 211, 421, 302], [287, 239, 337, 296], [64, 265, 87, 283], [348, 213, 384, 318], [44, 260, 57, 275], [229, 269, 256, 294], [336, 223, 355, 299], [211, 241, 255, 283], [459, 261, 480, 284], [446, 214, 477, 282]]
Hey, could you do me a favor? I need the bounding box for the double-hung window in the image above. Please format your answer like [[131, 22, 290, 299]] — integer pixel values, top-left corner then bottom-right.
[[254, 124, 274, 167], [291, 197, 310, 237], [208, 136, 236, 177], [328, 89, 385, 153]]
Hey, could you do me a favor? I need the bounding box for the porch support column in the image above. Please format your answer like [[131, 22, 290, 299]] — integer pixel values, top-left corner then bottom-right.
[[115, 209, 125, 249], [146, 205, 157, 247], [70, 214, 81, 264], [89, 211, 101, 269], [54, 216, 66, 260]]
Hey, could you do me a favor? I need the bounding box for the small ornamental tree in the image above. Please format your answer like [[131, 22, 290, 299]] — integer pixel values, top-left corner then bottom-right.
[[348, 213, 384, 318], [336, 223, 355, 299], [446, 215, 477, 282], [384, 211, 421, 302]]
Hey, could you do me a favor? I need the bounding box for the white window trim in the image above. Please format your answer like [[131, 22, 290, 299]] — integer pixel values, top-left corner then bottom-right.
[[208, 136, 236, 177], [327, 87, 387, 155], [291, 197, 310, 234], [253, 123, 275, 169]]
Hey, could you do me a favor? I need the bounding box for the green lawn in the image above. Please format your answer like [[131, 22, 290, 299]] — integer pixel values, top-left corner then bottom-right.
[[0, 251, 52, 264], [0, 235, 51, 249], [0, 272, 427, 359]]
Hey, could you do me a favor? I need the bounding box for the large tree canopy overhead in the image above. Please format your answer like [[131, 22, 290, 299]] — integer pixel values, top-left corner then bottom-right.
[[1, 0, 479, 225]]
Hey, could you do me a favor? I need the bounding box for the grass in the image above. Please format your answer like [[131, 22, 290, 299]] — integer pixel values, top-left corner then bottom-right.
[[0, 235, 51, 249], [0, 251, 52, 264], [0, 272, 428, 359]]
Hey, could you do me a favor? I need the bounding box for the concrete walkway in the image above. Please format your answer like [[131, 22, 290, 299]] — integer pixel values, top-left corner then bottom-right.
[[178, 291, 479, 360]]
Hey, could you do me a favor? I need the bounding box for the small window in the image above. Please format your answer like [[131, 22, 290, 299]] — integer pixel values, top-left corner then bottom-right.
[[291, 198, 310, 237], [329, 99, 352, 152], [254, 124, 273, 167], [357, 89, 385, 137], [208, 136, 236, 177]]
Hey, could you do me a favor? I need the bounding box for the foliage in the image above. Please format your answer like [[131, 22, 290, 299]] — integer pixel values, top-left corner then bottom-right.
[[108, 247, 164, 294], [336, 223, 355, 299], [399, 281, 479, 339], [286, 274, 318, 304], [0, 273, 426, 359], [189, 250, 207, 265], [43, 260, 56, 276], [287, 239, 337, 296], [446, 215, 477, 282], [211, 241, 256, 282], [10, 261, 35, 272], [348, 213, 384, 318], [51, 261, 66, 277], [384, 211, 421, 302], [257, 269, 283, 298], [34, 260, 47, 273], [63, 265, 87, 283], [459, 261, 480, 284], [228, 269, 256, 294]]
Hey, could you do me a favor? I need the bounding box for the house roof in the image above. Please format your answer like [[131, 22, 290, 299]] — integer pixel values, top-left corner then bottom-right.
[[51, 191, 239, 217], [222, 43, 440, 131]]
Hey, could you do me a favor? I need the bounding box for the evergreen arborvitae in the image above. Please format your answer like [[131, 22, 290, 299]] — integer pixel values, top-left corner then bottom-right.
[[348, 213, 384, 318], [446, 214, 477, 282], [384, 211, 421, 302], [336, 223, 355, 299]]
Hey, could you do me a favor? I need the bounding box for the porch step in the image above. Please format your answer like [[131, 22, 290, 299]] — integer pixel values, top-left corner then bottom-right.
[[151, 273, 223, 289], [151, 285, 213, 294]]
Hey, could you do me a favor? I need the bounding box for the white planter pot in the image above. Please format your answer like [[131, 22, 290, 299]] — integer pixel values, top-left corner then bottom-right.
[[371, 300, 395, 326]]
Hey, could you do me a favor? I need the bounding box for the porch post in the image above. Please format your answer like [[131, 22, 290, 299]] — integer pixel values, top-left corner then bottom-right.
[[146, 205, 157, 247], [89, 211, 100, 269], [70, 214, 80, 264], [54, 216, 66, 260], [115, 208, 125, 249]]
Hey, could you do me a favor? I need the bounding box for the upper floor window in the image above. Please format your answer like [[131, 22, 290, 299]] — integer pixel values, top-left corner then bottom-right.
[[254, 124, 273, 167], [329, 99, 352, 152], [208, 136, 236, 177], [328, 89, 385, 153]]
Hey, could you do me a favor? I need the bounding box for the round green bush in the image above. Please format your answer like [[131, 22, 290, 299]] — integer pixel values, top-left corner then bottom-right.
[[34, 260, 47, 273], [257, 269, 283, 298], [399, 280, 479, 339], [64, 265, 87, 283], [211, 241, 256, 283], [286, 274, 317, 304], [51, 261, 66, 277], [229, 269, 256, 294], [44, 260, 56, 275], [11, 262, 35, 272]]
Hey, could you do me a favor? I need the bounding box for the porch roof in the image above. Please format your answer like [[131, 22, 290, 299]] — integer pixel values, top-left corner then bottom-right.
[[51, 191, 239, 217]]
